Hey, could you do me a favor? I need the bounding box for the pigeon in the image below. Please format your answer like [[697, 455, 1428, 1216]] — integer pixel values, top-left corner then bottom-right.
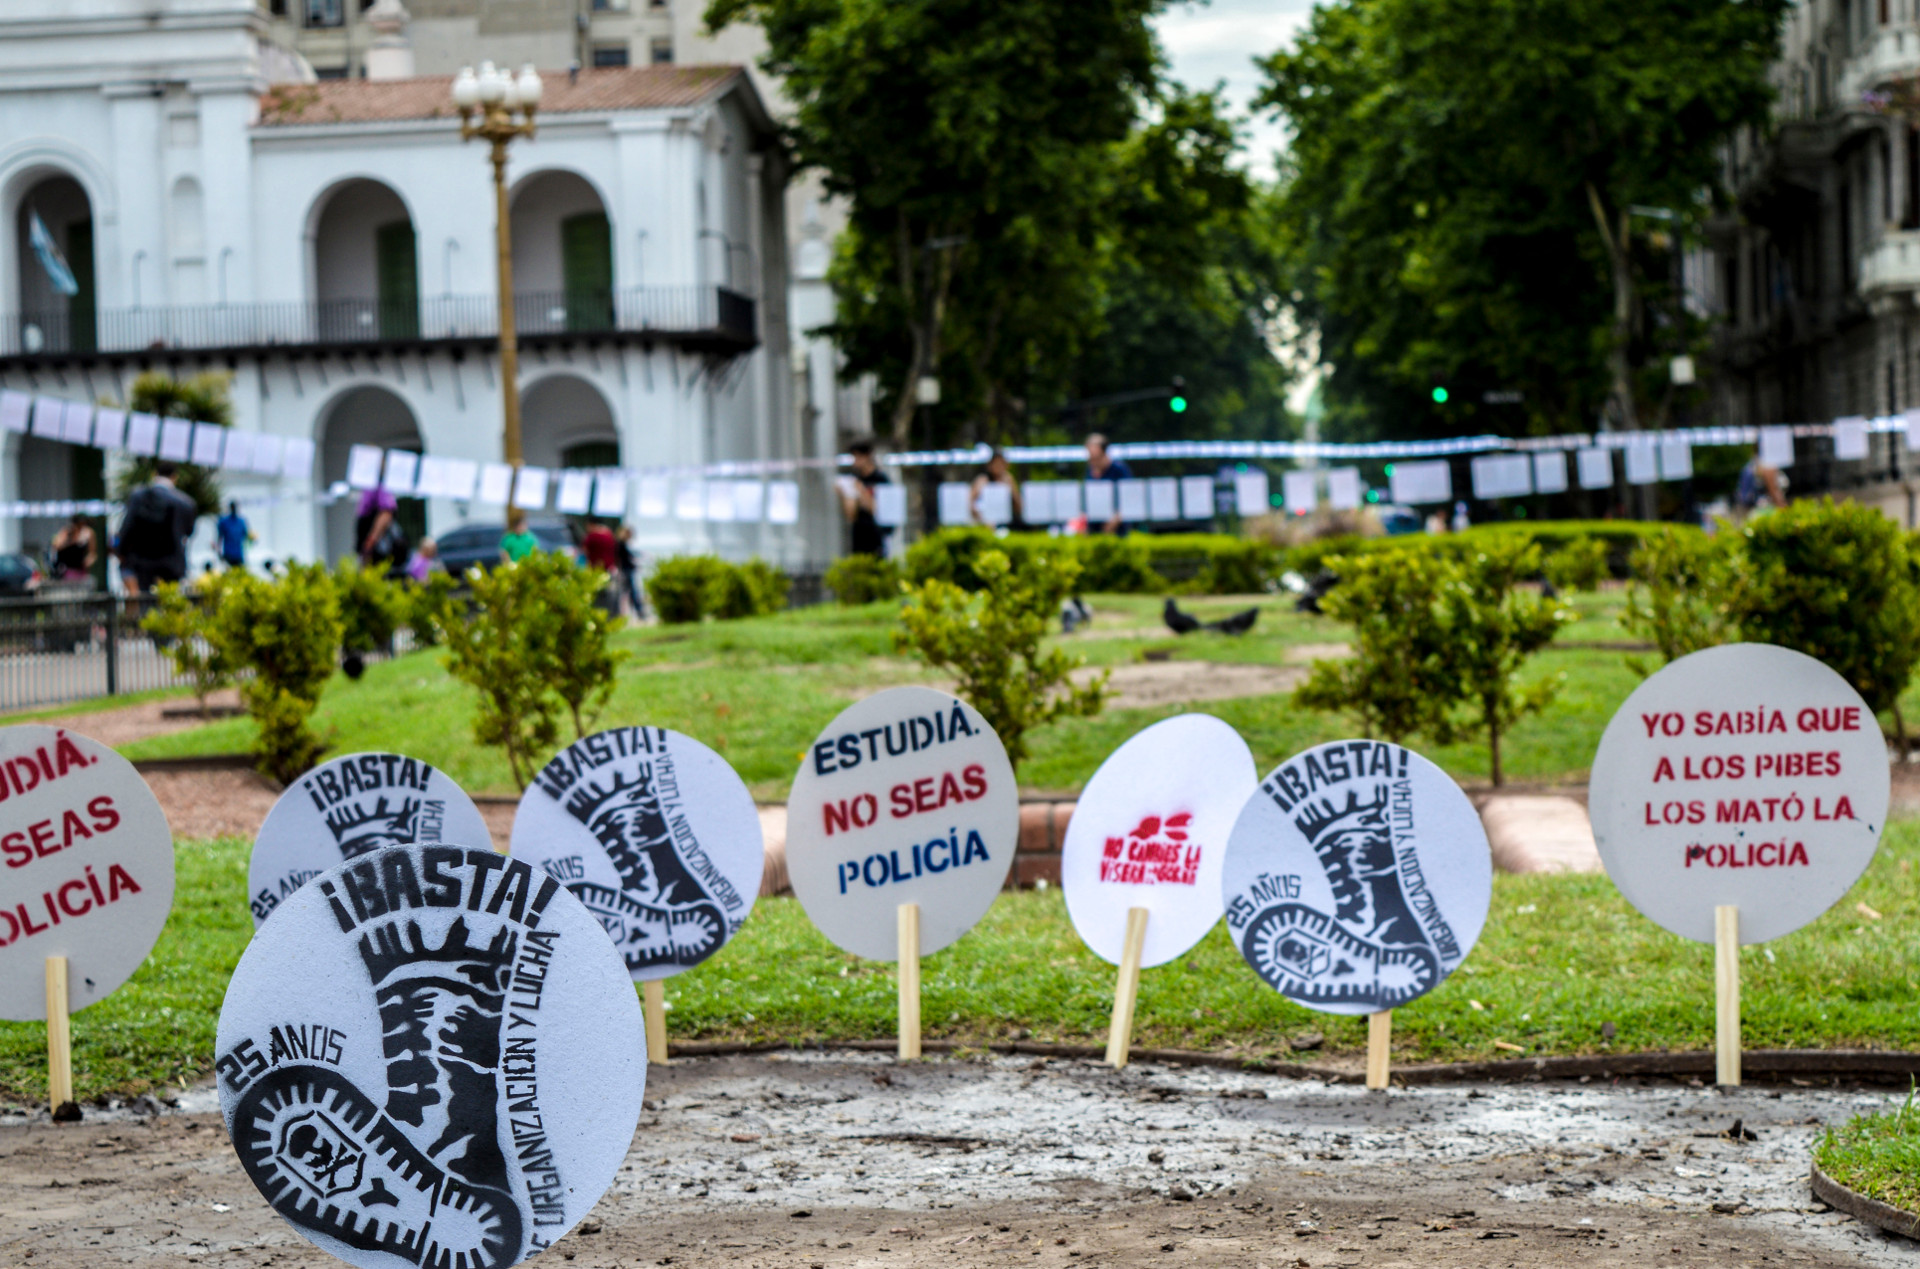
[[1060, 596, 1092, 633], [1163, 598, 1202, 635], [1204, 607, 1260, 635]]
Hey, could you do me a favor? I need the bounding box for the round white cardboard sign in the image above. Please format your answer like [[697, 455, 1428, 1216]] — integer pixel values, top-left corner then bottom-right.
[[0, 725, 174, 1021], [509, 727, 763, 981], [216, 844, 645, 1269], [248, 752, 493, 928], [1588, 642, 1890, 945], [1222, 741, 1491, 1016], [786, 687, 1018, 961], [1062, 714, 1256, 967]]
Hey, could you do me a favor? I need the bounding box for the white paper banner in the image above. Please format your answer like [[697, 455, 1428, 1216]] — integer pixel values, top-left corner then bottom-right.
[[249, 433, 285, 478], [346, 444, 384, 490], [125, 412, 160, 457], [1282, 469, 1317, 513], [977, 482, 1012, 525], [190, 422, 225, 467], [1658, 438, 1692, 481], [675, 479, 707, 521], [1118, 479, 1150, 521], [476, 461, 514, 504], [1905, 409, 1920, 453], [1084, 479, 1116, 521], [91, 407, 127, 452], [1146, 477, 1180, 521], [412, 455, 447, 498], [937, 481, 972, 526], [556, 469, 594, 515], [733, 479, 766, 523], [1759, 424, 1795, 468], [1577, 447, 1614, 489], [1180, 474, 1214, 519], [1532, 450, 1569, 494], [512, 466, 550, 510], [637, 475, 670, 518], [29, 397, 62, 439], [593, 473, 628, 517], [440, 457, 478, 500], [1327, 467, 1361, 510], [60, 401, 94, 446], [767, 480, 800, 524], [873, 482, 907, 527], [1234, 470, 1270, 516], [1469, 453, 1532, 500], [220, 430, 256, 472], [159, 419, 193, 462], [0, 391, 29, 434], [1023, 482, 1056, 525], [706, 481, 736, 522], [383, 449, 420, 496], [1834, 416, 1870, 461], [280, 436, 316, 482], [1390, 459, 1452, 505], [1624, 440, 1658, 485]]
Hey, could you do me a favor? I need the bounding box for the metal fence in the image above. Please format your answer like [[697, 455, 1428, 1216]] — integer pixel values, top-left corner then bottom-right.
[[0, 591, 418, 714]]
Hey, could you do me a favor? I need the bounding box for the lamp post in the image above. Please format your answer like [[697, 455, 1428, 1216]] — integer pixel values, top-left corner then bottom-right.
[[452, 60, 542, 469]]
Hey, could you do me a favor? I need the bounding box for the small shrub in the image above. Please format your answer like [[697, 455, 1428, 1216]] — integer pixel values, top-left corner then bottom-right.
[[404, 570, 459, 647], [439, 562, 562, 789], [1542, 536, 1609, 592], [1621, 527, 1735, 667], [1196, 538, 1279, 594], [1442, 539, 1570, 786], [713, 558, 791, 619], [896, 548, 1109, 770], [646, 555, 730, 624], [1077, 535, 1162, 593], [826, 554, 902, 605], [213, 564, 342, 783], [141, 575, 238, 717], [333, 559, 408, 654], [1293, 550, 1458, 746], [519, 553, 626, 740]]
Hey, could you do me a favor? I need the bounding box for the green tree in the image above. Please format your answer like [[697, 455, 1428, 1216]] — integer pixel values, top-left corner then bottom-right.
[[214, 565, 342, 783], [1621, 526, 1736, 668], [437, 562, 562, 790], [895, 548, 1108, 770], [1440, 539, 1569, 786], [1293, 550, 1458, 746], [141, 574, 239, 717], [1262, 0, 1787, 440], [111, 371, 233, 517], [520, 553, 626, 740], [333, 559, 408, 655]]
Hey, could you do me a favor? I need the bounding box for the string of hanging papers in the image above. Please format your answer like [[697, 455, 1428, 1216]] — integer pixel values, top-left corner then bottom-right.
[[0, 386, 1908, 524]]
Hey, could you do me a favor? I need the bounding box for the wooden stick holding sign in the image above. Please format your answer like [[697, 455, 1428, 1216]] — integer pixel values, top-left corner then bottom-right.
[[642, 979, 670, 1066], [46, 957, 73, 1112], [1365, 1010, 1392, 1090], [898, 902, 921, 1060], [1715, 905, 1740, 1086], [1105, 907, 1149, 1068]]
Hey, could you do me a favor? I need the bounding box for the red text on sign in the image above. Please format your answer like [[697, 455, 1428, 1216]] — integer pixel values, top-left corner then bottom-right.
[[0, 796, 121, 868]]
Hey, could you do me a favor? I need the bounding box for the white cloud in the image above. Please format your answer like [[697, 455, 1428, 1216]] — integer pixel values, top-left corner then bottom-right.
[[1152, 0, 1316, 178]]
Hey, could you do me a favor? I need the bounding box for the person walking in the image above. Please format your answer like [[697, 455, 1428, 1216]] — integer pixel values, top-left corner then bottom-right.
[[404, 536, 438, 582], [215, 501, 252, 569], [614, 525, 644, 618], [581, 520, 620, 615], [355, 485, 407, 573], [500, 508, 539, 563], [115, 461, 198, 594], [49, 514, 97, 582], [969, 447, 1024, 527], [1085, 432, 1133, 535], [837, 440, 892, 557]]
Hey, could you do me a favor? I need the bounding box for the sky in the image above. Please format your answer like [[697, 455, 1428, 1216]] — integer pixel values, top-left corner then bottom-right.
[[1151, 0, 1317, 179]]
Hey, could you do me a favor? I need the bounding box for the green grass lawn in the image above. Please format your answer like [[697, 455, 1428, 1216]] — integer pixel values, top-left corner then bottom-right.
[[4, 819, 1916, 1104], [1815, 1089, 1920, 1216]]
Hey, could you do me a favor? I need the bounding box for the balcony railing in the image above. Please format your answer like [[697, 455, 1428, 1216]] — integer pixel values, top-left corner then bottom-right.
[[0, 285, 757, 359]]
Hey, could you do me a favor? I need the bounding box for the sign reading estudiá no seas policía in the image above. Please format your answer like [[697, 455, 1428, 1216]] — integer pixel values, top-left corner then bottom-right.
[[1061, 714, 1256, 967], [0, 725, 174, 1021], [1222, 741, 1490, 1016], [786, 687, 1018, 961], [509, 727, 763, 980], [1588, 643, 1889, 945], [248, 751, 493, 926], [216, 844, 646, 1269]]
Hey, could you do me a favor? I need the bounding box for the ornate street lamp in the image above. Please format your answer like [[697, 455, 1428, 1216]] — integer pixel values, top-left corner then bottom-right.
[[452, 60, 543, 468]]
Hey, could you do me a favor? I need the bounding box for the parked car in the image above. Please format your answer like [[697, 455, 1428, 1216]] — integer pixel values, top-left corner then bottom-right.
[[0, 553, 43, 597], [434, 516, 581, 576]]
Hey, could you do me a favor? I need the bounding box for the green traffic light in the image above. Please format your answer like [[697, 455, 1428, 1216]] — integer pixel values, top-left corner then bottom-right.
[[1169, 395, 1188, 413], [1432, 386, 1449, 404], [1365, 490, 1380, 504]]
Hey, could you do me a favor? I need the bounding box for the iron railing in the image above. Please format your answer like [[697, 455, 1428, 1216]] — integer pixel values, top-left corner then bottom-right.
[[0, 591, 418, 714], [0, 286, 756, 358]]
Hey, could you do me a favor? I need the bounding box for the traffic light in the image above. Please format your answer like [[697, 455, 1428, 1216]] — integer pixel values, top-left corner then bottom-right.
[[1169, 395, 1187, 413], [1169, 375, 1188, 413], [1431, 386, 1449, 404]]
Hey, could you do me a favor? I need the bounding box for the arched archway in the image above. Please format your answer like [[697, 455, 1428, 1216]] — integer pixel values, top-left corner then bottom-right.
[[318, 385, 424, 562], [521, 374, 619, 474], [15, 174, 95, 354], [308, 179, 417, 341], [510, 170, 612, 332]]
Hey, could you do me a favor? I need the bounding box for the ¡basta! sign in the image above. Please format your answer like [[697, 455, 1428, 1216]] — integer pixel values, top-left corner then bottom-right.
[[1588, 643, 1890, 944], [0, 725, 174, 1021], [786, 687, 1018, 960]]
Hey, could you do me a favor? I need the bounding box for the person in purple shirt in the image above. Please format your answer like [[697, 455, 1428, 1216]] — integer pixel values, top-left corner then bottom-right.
[[355, 486, 405, 570]]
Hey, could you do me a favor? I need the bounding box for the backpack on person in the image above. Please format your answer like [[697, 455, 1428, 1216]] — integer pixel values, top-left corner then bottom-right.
[[120, 487, 180, 561]]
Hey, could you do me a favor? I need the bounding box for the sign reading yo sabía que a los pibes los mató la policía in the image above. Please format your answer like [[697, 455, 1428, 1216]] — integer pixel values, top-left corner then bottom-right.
[[509, 727, 763, 980], [1222, 740, 1491, 1016], [216, 844, 646, 1269], [786, 686, 1018, 961], [248, 751, 493, 927], [0, 725, 174, 1021], [1588, 643, 1890, 945], [1061, 714, 1256, 967]]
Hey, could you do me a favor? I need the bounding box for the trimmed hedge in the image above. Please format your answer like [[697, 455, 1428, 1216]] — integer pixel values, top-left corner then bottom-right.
[[902, 528, 1283, 595], [646, 555, 790, 623], [1285, 520, 1687, 580]]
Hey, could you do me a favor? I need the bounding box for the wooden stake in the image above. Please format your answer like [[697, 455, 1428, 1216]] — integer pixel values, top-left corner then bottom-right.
[[1365, 1010, 1393, 1090], [1105, 907, 1150, 1069], [1715, 905, 1740, 1087], [46, 957, 72, 1112], [641, 979, 669, 1067], [897, 903, 921, 1061]]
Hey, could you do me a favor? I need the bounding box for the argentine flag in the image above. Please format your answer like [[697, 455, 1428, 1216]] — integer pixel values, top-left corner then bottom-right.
[[28, 210, 78, 297]]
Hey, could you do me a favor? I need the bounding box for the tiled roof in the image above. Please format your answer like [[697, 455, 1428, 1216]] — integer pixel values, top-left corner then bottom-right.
[[255, 65, 742, 127]]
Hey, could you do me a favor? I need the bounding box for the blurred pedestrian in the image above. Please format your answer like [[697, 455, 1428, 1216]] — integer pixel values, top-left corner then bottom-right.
[[356, 486, 406, 571], [1085, 433, 1132, 535], [615, 525, 644, 617], [216, 500, 252, 569], [116, 461, 197, 594], [50, 514, 97, 582], [405, 536, 438, 582], [581, 520, 620, 615], [837, 440, 892, 557], [970, 446, 1023, 527], [500, 508, 538, 563]]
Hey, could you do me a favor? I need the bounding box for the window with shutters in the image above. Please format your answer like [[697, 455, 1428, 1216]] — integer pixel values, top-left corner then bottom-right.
[[561, 212, 613, 332], [375, 220, 419, 340]]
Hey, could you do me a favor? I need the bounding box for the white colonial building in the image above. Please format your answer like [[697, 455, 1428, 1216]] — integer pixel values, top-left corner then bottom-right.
[[0, 0, 830, 569]]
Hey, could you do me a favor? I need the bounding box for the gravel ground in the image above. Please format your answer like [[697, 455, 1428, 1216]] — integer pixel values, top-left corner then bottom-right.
[[3, 1052, 1914, 1267]]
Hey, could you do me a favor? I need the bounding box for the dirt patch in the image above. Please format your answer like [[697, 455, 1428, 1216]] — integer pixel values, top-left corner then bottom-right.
[[2, 1054, 1912, 1268], [1479, 795, 1603, 874], [27, 688, 244, 749], [139, 768, 282, 842], [1284, 641, 1352, 663], [1076, 660, 1303, 710]]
